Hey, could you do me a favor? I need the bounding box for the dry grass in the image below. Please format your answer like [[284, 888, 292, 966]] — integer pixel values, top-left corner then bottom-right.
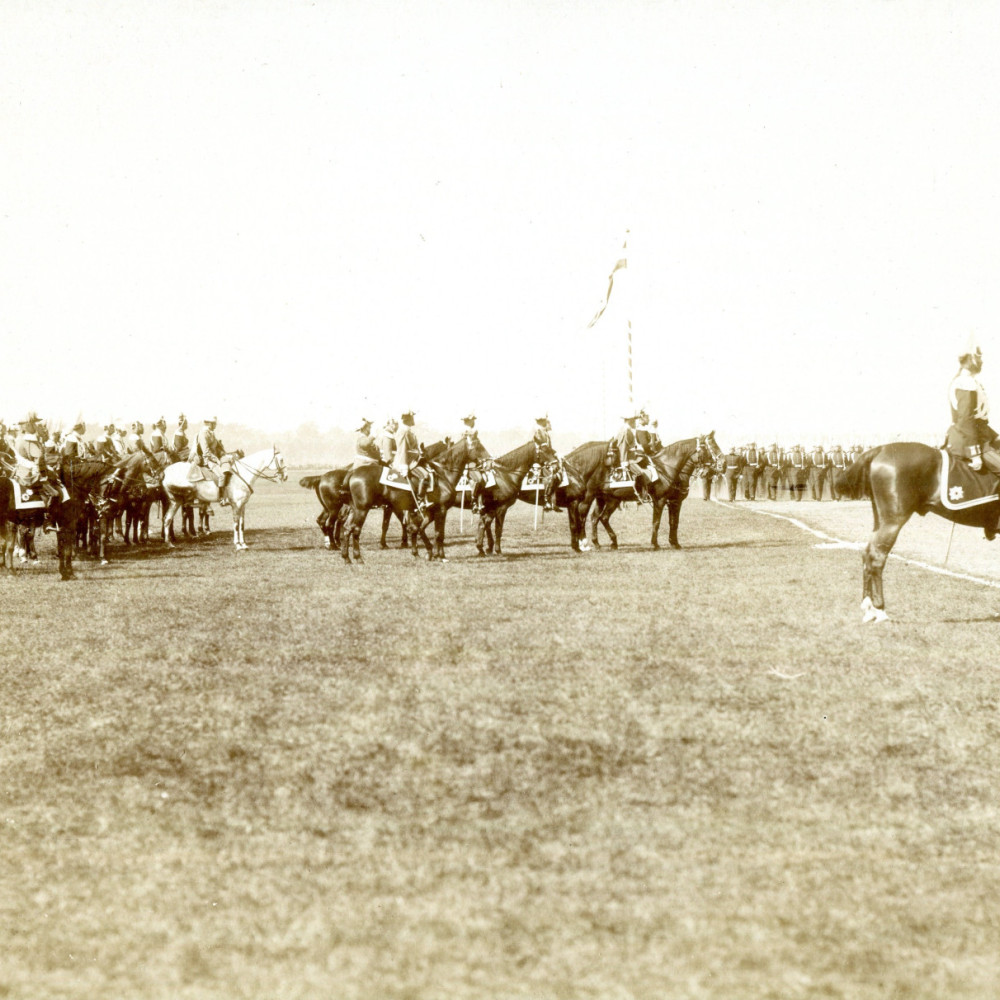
[[2, 480, 1000, 999]]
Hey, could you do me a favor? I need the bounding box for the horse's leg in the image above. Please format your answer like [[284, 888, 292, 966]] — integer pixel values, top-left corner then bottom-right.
[[668, 498, 682, 549], [379, 507, 392, 549], [238, 507, 248, 549], [475, 512, 487, 556], [567, 502, 581, 552], [862, 516, 908, 622], [495, 505, 510, 556], [435, 509, 447, 560], [651, 499, 664, 550], [599, 499, 619, 549], [588, 500, 602, 548]]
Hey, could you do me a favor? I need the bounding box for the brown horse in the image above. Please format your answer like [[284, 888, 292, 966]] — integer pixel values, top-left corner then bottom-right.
[[300, 468, 407, 552], [339, 441, 452, 564], [589, 433, 721, 550], [407, 435, 492, 560], [474, 439, 556, 556], [839, 442, 1000, 623]]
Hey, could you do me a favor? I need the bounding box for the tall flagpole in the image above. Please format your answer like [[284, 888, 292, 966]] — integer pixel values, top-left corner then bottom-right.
[[627, 319, 633, 407]]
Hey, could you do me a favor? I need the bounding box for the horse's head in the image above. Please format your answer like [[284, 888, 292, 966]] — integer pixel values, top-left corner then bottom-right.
[[465, 433, 491, 468], [272, 446, 287, 482], [695, 431, 721, 469]]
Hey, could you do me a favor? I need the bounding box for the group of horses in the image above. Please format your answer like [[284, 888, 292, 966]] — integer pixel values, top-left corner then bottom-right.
[[0, 446, 287, 579], [300, 431, 724, 564]]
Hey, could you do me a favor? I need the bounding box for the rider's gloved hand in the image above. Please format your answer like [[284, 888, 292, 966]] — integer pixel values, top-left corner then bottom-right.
[[971, 455, 983, 472]]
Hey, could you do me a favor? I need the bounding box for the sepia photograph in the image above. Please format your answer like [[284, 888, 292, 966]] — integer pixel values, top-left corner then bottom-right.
[[3, 1, 1000, 997]]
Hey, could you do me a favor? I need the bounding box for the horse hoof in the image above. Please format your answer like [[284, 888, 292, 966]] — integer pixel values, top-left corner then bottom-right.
[[670, 541, 681, 549], [862, 607, 889, 624], [100, 560, 109, 566]]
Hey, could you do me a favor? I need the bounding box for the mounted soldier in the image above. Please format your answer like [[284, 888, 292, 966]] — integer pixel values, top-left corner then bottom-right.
[[61, 419, 88, 460], [946, 337, 1000, 475], [353, 417, 380, 469], [13, 412, 64, 527], [613, 409, 652, 503], [192, 416, 233, 505], [375, 417, 398, 465], [171, 414, 190, 460], [125, 421, 151, 455], [149, 417, 168, 453], [93, 422, 120, 463], [393, 410, 429, 511]]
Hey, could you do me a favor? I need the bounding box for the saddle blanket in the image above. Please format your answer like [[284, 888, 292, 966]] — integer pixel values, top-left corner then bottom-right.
[[379, 468, 436, 493], [456, 471, 495, 492], [601, 477, 640, 493], [940, 450, 1000, 510], [8, 479, 46, 510]]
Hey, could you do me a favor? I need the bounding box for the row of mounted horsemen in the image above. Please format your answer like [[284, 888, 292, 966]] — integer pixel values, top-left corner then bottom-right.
[[6, 357, 1000, 627], [0, 413, 287, 579]]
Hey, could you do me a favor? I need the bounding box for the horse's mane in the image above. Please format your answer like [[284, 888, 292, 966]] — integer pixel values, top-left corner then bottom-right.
[[494, 440, 537, 469]]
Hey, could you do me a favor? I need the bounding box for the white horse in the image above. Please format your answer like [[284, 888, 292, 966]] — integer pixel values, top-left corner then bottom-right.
[[162, 446, 287, 551]]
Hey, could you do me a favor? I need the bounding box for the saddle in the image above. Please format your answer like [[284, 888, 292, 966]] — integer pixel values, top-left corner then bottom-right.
[[378, 467, 435, 493], [939, 449, 1000, 510]]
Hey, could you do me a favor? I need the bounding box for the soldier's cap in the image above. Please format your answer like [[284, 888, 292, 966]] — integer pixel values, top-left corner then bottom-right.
[[535, 414, 549, 424], [463, 412, 476, 423], [401, 410, 415, 419], [74, 420, 86, 432]]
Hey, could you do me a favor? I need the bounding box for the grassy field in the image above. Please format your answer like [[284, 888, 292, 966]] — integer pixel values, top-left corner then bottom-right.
[[3, 477, 1000, 999]]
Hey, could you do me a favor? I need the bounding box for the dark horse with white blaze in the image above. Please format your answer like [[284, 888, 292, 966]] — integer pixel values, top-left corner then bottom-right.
[[340, 439, 475, 563], [839, 442, 1000, 623], [548, 432, 720, 551], [474, 439, 556, 556]]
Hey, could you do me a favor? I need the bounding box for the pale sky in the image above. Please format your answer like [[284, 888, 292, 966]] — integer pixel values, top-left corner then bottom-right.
[[4, 1, 1000, 447]]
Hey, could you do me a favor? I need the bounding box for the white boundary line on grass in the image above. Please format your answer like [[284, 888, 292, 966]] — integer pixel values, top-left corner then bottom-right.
[[712, 499, 1000, 592]]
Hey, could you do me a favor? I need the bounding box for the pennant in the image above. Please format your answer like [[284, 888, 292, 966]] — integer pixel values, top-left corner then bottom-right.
[[587, 238, 628, 329]]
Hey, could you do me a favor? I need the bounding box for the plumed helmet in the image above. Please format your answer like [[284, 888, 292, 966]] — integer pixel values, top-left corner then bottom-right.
[[74, 419, 86, 432], [463, 412, 476, 424], [960, 333, 983, 362], [536, 414, 549, 425], [22, 410, 38, 425], [154, 417, 167, 429], [357, 417, 372, 431], [401, 409, 415, 420]]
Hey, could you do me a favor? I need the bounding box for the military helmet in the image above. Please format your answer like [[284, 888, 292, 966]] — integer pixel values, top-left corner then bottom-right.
[[536, 414, 550, 426], [131, 421, 144, 433], [959, 332, 983, 363], [462, 412, 476, 424], [21, 410, 39, 426], [357, 417, 372, 431], [205, 416, 217, 424], [401, 409, 415, 420], [153, 417, 167, 430], [73, 419, 86, 432], [178, 413, 187, 425]]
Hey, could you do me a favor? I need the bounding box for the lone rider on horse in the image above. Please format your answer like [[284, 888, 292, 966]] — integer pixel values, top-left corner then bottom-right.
[[192, 416, 233, 505], [946, 336, 1000, 476]]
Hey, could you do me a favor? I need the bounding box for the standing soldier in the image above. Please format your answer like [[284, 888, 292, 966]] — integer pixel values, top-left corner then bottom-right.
[[787, 443, 808, 500], [827, 443, 848, 500], [763, 443, 784, 500], [808, 443, 829, 500], [722, 445, 745, 502], [149, 418, 168, 453], [696, 462, 715, 501], [172, 414, 190, 460], [393, 409, 427, 510], [742, 442, 764, 500]]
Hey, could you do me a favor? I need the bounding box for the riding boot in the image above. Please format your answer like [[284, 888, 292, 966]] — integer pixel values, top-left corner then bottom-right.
[[218, 472, 231, 506]]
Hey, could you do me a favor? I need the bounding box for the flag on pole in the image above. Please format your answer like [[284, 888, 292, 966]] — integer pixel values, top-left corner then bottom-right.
[[587, 235, 628, 329]]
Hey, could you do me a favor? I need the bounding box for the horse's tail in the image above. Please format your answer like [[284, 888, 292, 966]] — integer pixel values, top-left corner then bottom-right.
[[837, 447, 881, 500], [299, 475, 322, 490]]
